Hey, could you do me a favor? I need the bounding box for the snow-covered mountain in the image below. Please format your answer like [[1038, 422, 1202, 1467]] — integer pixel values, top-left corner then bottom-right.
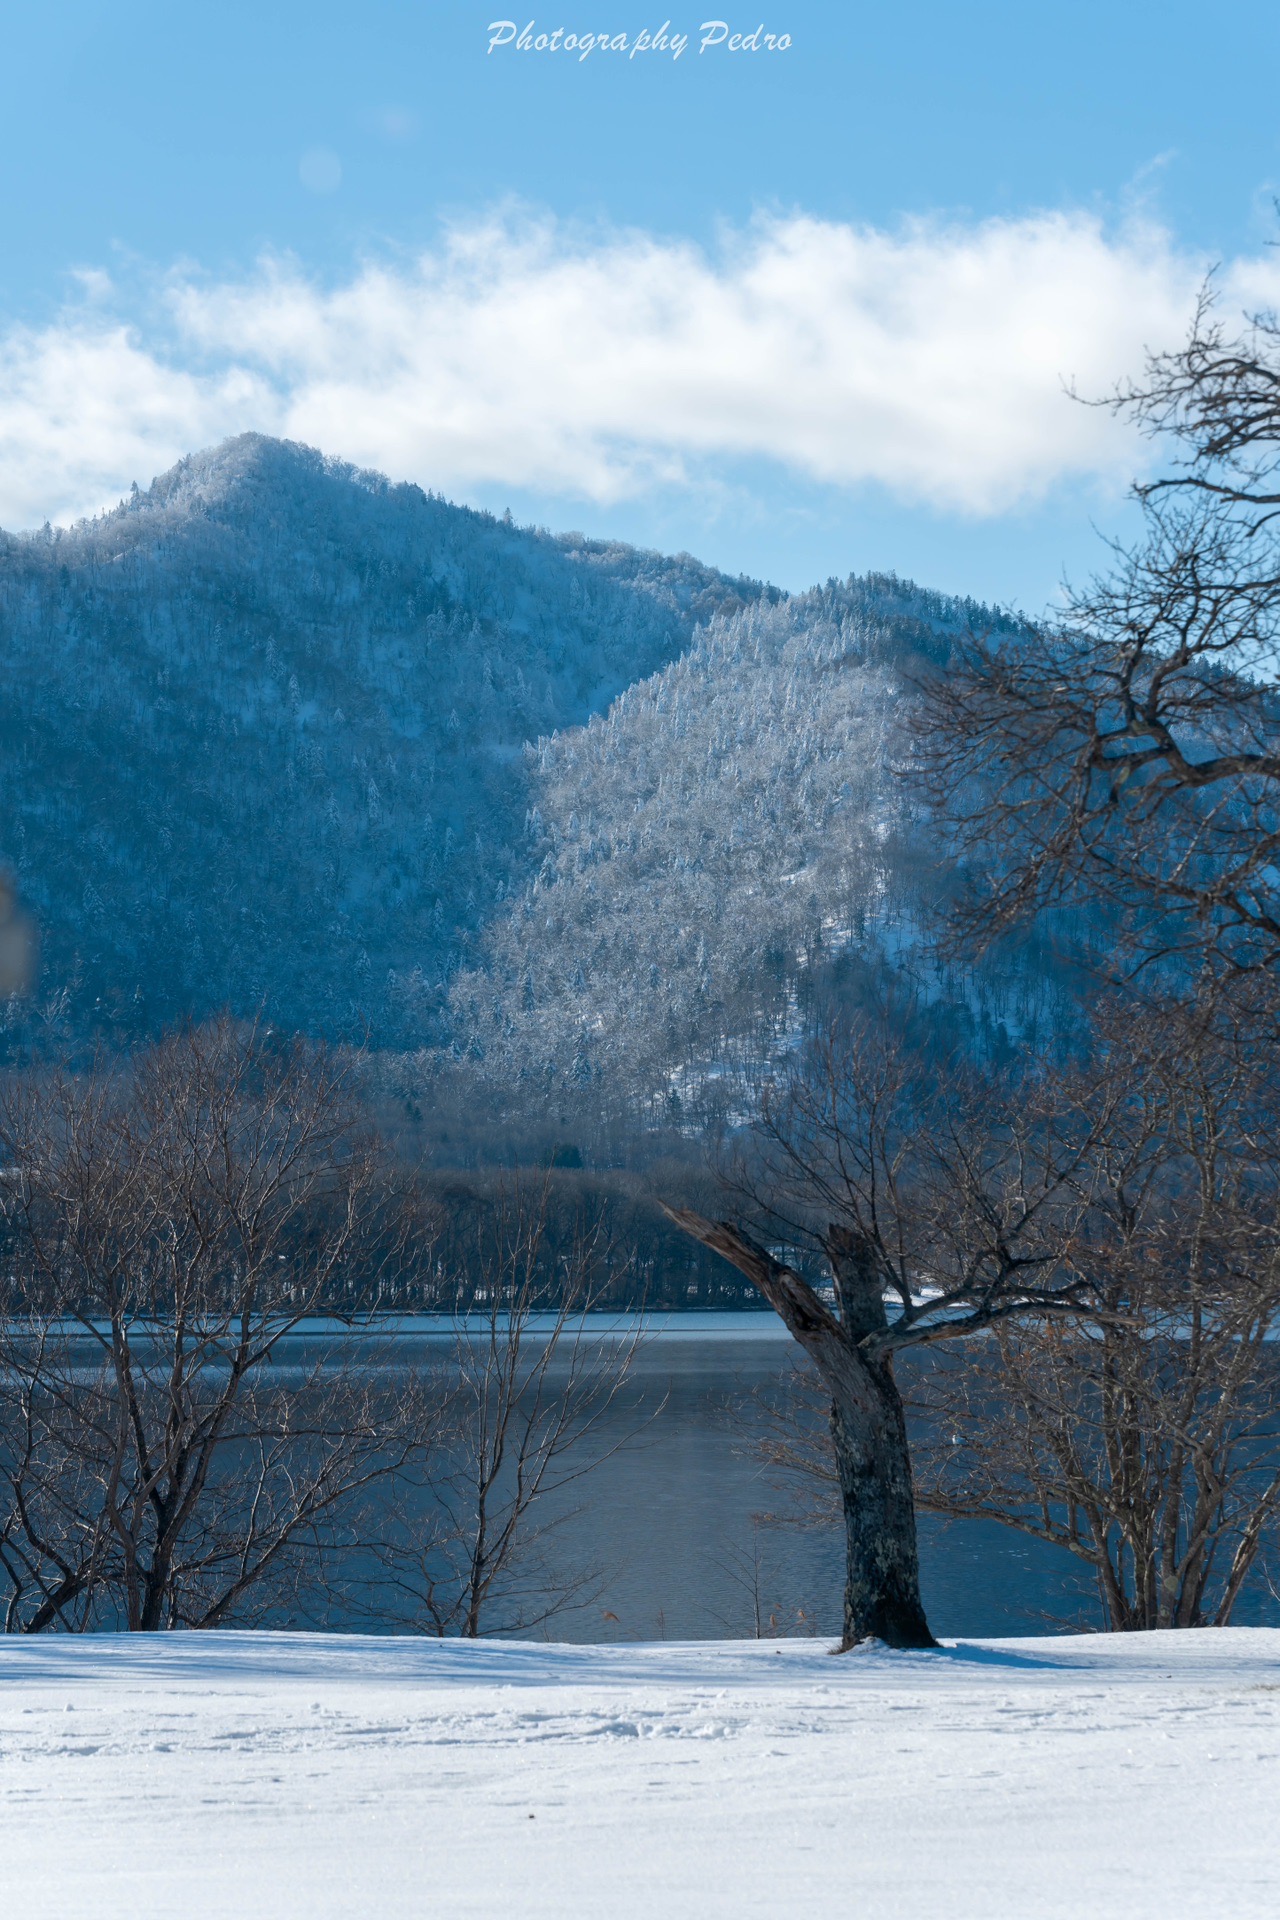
[[1, 434, 1051, 1106], [449, 577, 1041, 1114], [0, 435, 767, 1044]]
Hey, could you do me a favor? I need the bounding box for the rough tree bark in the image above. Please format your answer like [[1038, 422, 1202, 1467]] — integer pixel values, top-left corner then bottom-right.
[[664, 1209, 936, 1649]]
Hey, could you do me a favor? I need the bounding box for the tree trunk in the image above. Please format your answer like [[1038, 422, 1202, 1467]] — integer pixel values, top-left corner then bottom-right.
[[830, 1359, 935, 1649], [824, 1223, 934, 1648], [663, 1209, 937, 1651]]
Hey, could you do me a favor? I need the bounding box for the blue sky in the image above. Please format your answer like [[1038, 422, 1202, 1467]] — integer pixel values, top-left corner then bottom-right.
[[3, 0, 1280, 609]]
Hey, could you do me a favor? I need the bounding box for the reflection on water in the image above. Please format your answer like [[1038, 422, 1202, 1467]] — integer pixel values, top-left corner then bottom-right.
[[269, 1318, 1280, 1642]]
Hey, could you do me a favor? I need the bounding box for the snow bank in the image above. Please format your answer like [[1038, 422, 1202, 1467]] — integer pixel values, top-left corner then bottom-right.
[[3, 1629, 1277, 1918]]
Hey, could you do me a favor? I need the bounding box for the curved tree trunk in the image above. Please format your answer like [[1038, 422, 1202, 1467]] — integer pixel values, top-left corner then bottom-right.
[[664, 1208, 937, 1650]]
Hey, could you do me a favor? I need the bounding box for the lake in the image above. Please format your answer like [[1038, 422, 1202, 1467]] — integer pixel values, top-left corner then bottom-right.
[[274, 1315, 1280, 1641]]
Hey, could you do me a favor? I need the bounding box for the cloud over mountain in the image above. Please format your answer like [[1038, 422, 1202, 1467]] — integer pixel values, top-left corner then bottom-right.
[[1, 209, 1261, 531]]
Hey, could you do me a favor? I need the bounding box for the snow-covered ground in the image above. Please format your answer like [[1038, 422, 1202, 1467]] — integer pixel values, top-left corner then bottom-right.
[[3, 1629, 1278, 1919]]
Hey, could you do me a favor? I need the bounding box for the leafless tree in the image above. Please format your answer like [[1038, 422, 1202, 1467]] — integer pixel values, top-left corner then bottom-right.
[[667, 1015, 1129, 1648], [735, 992, 1280, 1633], [1113, 280, 1280, 528], [912, 283, 1280, 977], [0, 1018, 425, 1631], [916, 991, 1280, 1628], [377, 1176, 650, 1636]]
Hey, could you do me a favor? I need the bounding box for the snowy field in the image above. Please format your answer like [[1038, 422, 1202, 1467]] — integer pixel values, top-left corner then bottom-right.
[[3, 1629, 1278, 1919]]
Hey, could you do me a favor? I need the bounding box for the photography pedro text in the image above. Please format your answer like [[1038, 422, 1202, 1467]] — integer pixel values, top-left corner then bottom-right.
[[486, 20, 792, 60]]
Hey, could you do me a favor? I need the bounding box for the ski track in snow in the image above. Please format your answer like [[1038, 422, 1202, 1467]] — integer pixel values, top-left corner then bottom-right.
[[2, 1629, 1278, 1918]]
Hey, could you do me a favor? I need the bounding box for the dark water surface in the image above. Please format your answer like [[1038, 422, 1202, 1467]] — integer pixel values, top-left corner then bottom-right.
[[513, 1329, 1099, 1642], [277, 1318, 1280, 1642]]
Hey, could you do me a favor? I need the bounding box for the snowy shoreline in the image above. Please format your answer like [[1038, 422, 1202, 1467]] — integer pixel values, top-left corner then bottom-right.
[[4, 1627, 1278, 1918]]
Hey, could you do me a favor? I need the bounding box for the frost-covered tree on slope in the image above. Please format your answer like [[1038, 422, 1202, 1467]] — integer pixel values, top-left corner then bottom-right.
[[452, 579, 1036, 1112]]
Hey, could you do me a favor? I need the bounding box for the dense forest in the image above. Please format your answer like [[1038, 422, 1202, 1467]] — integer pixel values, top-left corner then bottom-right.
[[0, 434, 1069, 1127], [450, 576, 1060, 1119], [0, 434, 767, 1051]]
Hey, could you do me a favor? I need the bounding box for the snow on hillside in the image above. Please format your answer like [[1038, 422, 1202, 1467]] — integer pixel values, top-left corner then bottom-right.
[[3, 1628, 1277, 1918], [452, 577, 1039, 1108], [1, 432, 1048, 1094], [0, 434, 765, 1046]]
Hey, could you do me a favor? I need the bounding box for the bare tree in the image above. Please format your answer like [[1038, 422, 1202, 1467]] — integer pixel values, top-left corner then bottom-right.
[[1112, 281, 1280, 528], [913, 285, 1280, 977], [379, 1176, 649, 1637], [734, 993, 1280, 1634], [666, 1017, 1126, 1648], [0, 1019, 423, 1632], [916, 992, 1280, 1629]]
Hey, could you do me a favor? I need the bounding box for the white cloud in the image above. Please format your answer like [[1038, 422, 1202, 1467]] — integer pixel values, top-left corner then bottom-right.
[[0, 318, 273, 528], [0, 209, 1272, 531]]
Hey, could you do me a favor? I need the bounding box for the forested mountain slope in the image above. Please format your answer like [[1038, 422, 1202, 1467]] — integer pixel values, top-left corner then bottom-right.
[[449, 579, 1046, 1115], [0, 435, 767, 1045], [1, 433, 1056, 1108]]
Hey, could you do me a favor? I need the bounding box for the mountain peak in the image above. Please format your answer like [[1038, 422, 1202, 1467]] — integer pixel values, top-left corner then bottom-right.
[[0, 435, 767, 1048]]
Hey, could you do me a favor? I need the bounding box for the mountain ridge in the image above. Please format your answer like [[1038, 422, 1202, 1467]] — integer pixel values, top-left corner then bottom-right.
[[1, 434, 1038, 1104], [0, 434, 770, 1047]]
